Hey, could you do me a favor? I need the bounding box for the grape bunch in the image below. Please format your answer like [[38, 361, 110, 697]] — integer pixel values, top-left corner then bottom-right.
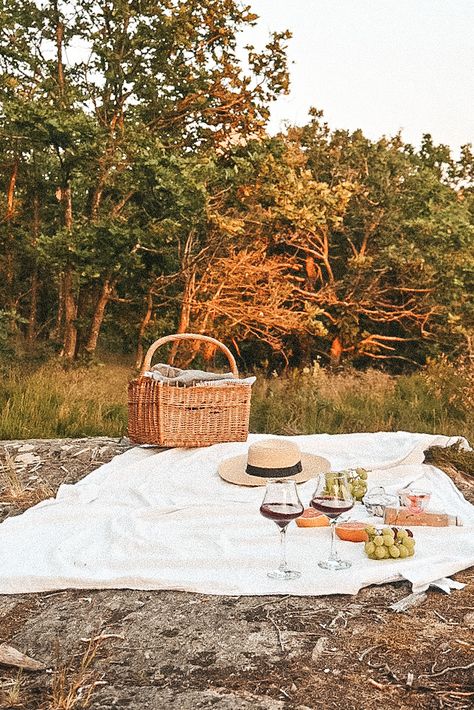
[[324, 468, 368, 501], [347, 468, 368, 501], [364, 526, 415, 560]]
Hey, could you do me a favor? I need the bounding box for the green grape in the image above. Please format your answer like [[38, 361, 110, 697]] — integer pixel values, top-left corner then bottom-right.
[[365, 542, 376, 555], [383, 537, 394, 548], [389, 545, 400, 558], [407, 547, 415, 557], [374, 535, 384, 547], [398, 544, 409, 558], [383, 527, 395, 537], [397, 529, 409, 540], [375, 546, 386, 559], [404, 539, 415, 551], [365, 526, 376, 536], [356, 468, 368, 480]]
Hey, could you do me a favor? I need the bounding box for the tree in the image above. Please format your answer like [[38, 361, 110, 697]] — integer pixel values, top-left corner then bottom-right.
[[0, 0, 290, 359]]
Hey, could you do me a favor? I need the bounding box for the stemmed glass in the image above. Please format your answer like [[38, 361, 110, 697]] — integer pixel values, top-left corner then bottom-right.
[[311, 472, 354, 570], [260, 480, 304, 580]]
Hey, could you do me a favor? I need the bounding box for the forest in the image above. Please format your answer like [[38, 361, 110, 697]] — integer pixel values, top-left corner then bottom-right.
[[1, 0, 473, 371]]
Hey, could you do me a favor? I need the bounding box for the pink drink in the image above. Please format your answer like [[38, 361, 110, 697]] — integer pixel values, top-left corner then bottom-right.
[[406, 493, 430, 514]]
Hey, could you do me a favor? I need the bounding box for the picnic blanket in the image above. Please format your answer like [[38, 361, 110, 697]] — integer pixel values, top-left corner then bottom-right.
[[0, 432, 473, 596]]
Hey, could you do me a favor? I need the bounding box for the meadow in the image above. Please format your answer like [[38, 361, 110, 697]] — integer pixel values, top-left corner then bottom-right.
[[1, 357, 472, 444]]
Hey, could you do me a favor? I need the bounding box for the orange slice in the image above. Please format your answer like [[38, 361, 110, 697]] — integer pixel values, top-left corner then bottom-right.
[[296, 508, 330, 528], [335, 521, 369, 542]]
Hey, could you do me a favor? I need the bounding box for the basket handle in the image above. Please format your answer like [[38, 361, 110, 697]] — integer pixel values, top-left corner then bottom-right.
[[140, 333, 239, 376]]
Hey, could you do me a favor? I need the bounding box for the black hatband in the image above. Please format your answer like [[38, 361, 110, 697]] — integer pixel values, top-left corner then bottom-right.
[[245, 461, 302, 478]]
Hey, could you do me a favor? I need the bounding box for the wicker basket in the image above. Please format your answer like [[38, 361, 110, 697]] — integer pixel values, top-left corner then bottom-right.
[[128, 333, 252, 447]]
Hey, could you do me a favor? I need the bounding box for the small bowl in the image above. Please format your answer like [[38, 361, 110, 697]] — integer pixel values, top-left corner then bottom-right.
[[362, 486, 399, 518], [398, 488, 431, 513]]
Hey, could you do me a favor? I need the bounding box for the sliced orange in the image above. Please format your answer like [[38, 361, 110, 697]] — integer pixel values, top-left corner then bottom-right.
[[296, 508, 330, 528], [335, 521, 369, 542]]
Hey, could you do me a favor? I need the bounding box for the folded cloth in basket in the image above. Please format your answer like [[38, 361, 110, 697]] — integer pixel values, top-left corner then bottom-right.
[[144, 363, 256, 387]]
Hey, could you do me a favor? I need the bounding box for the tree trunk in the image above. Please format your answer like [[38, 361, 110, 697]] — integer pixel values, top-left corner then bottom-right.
[[135, 289, 153, 369], [51, 276, 64, 341], [168, 270, 196, 365], [54, 6, 65, 103], [62, 266, 77, 359], [27, 270, 39, 344], [169, 231, 197, 365], [54, 4, 78, 359], [329, 335, 343, 367], [74, 285, 90, 356], [202, 341, 217, 363], [60, 182, 77, 360], [83, 278, 114, 358], [3, 160, 18, 304], [27, 194, 40, 344]]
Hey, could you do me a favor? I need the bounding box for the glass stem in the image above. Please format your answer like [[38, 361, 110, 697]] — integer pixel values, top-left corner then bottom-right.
[[329, 520, 338, 561], [278, 525, 288, 571]]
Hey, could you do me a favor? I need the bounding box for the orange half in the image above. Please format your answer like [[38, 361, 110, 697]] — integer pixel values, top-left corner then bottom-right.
[[296, 508, 330, 528], [335, 521, 369, 542]]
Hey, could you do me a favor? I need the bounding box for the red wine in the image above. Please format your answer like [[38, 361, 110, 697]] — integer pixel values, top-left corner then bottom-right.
[[260, 502, 304, 527], [311, 497, 354, 519]]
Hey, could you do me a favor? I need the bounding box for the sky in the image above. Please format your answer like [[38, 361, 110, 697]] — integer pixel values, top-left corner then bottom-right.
[[242, 0, 474, 150]]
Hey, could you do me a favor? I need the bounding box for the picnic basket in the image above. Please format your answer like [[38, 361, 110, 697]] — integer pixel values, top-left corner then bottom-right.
[[128, 333, 252, 447]]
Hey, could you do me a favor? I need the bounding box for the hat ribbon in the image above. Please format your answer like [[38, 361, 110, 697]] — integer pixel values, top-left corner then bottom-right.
[[245, 461, 303, 478]]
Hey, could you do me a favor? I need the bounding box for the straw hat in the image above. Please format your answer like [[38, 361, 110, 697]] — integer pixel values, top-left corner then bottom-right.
[[218, 439, 330, 487]]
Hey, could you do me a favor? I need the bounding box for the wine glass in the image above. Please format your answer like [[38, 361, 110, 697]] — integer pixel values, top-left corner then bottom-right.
[[404, 489, 431, 514], [259, 479, 304, 580], [311, 472, 354, 570]]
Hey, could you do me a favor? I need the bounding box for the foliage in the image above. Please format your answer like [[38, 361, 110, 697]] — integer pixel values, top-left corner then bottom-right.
[[0, 1, 473, 369]]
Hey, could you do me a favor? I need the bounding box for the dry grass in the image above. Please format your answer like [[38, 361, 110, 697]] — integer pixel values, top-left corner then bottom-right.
[[0, 672, 25, 708], [0, 638, 108, 710], [0, 362, 130, 440], [0, 450, 54, 511], [0, 357, 472, 442], [48, 637, 106, 710], [250, 358, 474, 443]]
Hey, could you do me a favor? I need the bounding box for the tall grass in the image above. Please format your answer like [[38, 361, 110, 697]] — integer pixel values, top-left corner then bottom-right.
[[0, 363, 131, 439], [0, 358, 472, 443], [251, 359, 473, 442]]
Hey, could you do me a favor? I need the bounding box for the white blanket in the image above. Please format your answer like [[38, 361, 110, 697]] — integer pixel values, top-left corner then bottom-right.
[[0, 432, 473, 596]]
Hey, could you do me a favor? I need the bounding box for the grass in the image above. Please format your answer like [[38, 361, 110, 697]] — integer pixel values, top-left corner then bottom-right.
[[0, 637, 108, 710], [0, 672, 24, 708], [0, 357, 472, 443], [251, 359, 474, 442], [0, 449, 54, 509], [0, 362, 131, 440], [49, 636, 106, 710]]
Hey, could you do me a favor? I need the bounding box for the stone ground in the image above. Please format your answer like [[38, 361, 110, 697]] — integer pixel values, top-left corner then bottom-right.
[[0, 438, 473, 710]]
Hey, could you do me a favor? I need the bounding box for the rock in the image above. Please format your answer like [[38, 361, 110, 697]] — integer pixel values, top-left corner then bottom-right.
[[463, 611, 474, 628], [17, 444, 36, 453], [72, 448, 93, 462], [14, 452, 41, 467], [311, 636, 328, 662]]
